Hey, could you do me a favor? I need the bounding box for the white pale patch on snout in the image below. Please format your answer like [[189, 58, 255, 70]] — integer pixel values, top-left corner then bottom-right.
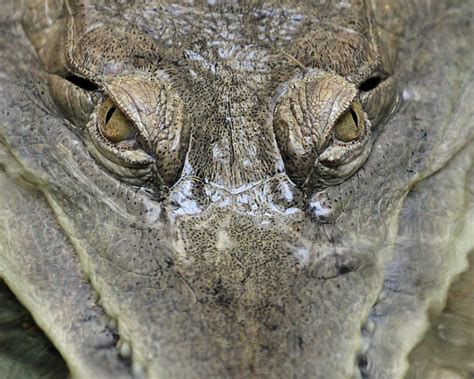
[[215, 228, 235, 252], [171, 234, 190, 264], [292, 247, 310, 266], [235, 192, 259, 216], [308, 200, 332, 218], [242, 159, 252, 167], [173, 199, 201, 215], [402, 87, 421, 102], [170, 180, 203, 216], [144, 203, 161, 223], [288, 234, 335, 269], [305, 191, 342, 224], [212, 143, 227, 160], [335, 0, 352, 10], [279, 181, 294, 202]]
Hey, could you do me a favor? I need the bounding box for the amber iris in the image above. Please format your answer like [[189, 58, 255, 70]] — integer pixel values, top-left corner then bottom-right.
[[99, 98, 135, 143], [334, 100, 365, 142]]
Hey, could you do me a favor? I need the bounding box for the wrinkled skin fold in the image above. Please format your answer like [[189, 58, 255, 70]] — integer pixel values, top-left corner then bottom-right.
[[0, 1, 473, 378]]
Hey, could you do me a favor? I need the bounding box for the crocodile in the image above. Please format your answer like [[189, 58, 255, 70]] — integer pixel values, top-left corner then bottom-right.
[[0, 0, 473, 378]]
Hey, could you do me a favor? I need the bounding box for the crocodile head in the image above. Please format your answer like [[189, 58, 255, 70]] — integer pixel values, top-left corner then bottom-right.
[[0, 1, 473, 378]]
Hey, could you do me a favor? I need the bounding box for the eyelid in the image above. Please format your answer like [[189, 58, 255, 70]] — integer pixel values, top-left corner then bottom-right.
[[104, 80, 154, 148], [48, 73, 97, 125]]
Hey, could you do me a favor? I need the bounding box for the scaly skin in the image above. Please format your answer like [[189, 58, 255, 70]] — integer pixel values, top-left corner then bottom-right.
[[0, 1, 473, 378]]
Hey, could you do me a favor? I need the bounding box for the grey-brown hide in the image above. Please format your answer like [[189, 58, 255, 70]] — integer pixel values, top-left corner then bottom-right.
[[0, 1, 473, 379]]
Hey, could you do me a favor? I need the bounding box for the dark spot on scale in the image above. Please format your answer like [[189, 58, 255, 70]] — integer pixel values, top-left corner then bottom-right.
[[337, 265, 351, 275], [297, 335, 304, 350], [212, 279, 232, 306]]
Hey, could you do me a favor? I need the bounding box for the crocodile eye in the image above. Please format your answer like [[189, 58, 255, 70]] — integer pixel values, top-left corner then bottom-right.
[[85, 96, 157, 187], [334, 100, 365, 142], [273, 71, 374, 189], [98, 98, 135, 143]]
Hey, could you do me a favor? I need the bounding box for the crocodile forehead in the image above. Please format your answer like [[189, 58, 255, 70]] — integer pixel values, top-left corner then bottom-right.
[[114, 0, 374, 52], [69, 0, 378, 187]]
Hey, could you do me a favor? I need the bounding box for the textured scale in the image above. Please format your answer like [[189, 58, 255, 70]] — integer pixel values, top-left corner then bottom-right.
[[0, 1, 473, 379]]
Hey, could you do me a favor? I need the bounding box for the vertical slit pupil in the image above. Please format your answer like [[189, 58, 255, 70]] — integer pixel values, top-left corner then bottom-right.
[[105, 107, 116, 124], [350, 108, 358, 125]]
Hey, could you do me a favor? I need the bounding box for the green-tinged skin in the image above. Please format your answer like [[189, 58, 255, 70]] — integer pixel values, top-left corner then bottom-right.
[[0, 1, 473, 378], [0, 280, 68, 379]]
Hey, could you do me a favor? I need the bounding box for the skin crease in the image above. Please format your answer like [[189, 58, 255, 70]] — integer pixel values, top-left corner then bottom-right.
[[0, 0, 473, 378]]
